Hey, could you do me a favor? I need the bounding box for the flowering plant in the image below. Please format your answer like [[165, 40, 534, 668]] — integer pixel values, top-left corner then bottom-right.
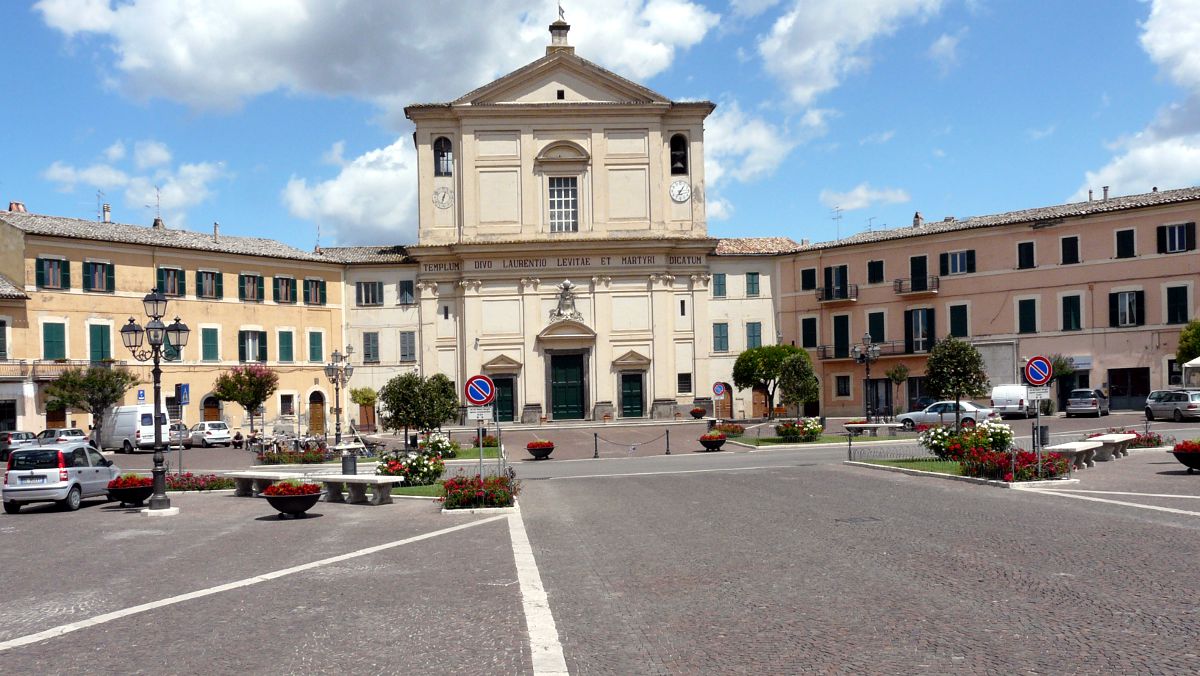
[[963, 419, 1014, 453], [526, 440, 555, 450], [257, 449, 328, 465], [108, 473, 152, 489], [714, 423, 745, 436], [441, 469, 521, 509], [377, 452, 445, 485], [690, 407, 706, 416], [918, 425, 955, 459], [1174, 439, 1200, 453], [699, 432, 726, 441], [262, 480, 322, 496], [775, 417, 823, 442], [420, 432, 459, 458], [166, 472, 236, 491], [1089, 427, 1171, 449], [959, 447, 1070, 482], [475, 434, 499, 448]]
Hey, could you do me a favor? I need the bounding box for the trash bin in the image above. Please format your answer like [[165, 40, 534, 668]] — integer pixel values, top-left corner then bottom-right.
[[341, 452, 357, 476], [1033, 425, 1050, 448]]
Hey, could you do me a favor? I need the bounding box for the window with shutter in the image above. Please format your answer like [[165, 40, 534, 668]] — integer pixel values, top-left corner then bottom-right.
[[833, 315, 849, 358], [202, 328, 219, 361], [800, 268, 817, 291], [278, 330, 293, 362], [1061, 295, 1082, 331], [1112, 291, 1143, 327], [363, 332, 380, 363], [398, 280, 415, 305], [712, 323, 728, 352], [1018, 299, 1037, 334], [399, 331, 416, 362], [0, 319, 7, 360], [867, 260, 884, 284], [89, 324, 111, 362], [38, 259, 66, 289], [712, 273, 726, 297], [868, 311, 885, 342], [745, 273, 760, 297], [949, 304, 969, 337], [43, 322, 66, 360], [746, 322, 762, 348], [1017, 242, 1035, 269], [238, 331, 248, 362], [1158, 223, 1195, 253], [1166, 286, 1189, 324], [1115, 229, 1136, 258], [1061, 236, 1080, 264], [257, 331, 268, 362], [309, 331, 323, 362], [801, 317, 817, 348]]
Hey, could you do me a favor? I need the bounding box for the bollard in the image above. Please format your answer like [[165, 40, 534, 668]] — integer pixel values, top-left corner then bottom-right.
[[341, 451, 357, 476], [666, 429, 671, 454], [594, 432, 599, 459]]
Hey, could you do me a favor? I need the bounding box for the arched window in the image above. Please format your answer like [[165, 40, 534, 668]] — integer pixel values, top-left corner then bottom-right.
[[670, 134, 688, 175], [433, 137, 453, 177]]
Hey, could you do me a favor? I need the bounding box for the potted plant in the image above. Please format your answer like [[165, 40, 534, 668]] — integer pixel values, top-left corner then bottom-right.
[[690, 406, 706, 419], [526, 439, 555, 460], [1170, 439, 1200, 473], [107, 473, 154, 507], [260, 480, 324, 518], [699, 431, 726, 451]]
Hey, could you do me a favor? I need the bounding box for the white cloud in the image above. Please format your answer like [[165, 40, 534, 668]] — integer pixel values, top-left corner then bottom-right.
[[932, 148, 946, 158], [35, 0, 717, 120], [1069, 135, 1200, 202], [1141, 0, 1200, 92], [704, 99, 797, 186], [859, 130, 895, 145], [1027, 125, 1056, 141], [43, 161, 129, 190], [282, 138, 418, 245], [706, 196, 734, 221], [730, 0, 782, 18], [819, 183, 910, 211], [133, 140, 171, 169], [927, 28, 967, 76], [322, 141, 347, 167], [758, 0, 944, 106], [103, 141, 126, 162]]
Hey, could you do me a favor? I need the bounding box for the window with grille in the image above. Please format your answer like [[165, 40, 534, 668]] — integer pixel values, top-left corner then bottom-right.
[[677, 373, 692, 394], [280, 394, 295, 417], [548, 177, 579, 232], [836, 376, 850, 397], [433, 137, 453, 177]]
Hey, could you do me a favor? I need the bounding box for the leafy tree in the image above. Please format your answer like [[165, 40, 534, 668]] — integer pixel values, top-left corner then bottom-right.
[[44, 366, 140, 441], [732, 344, 805, 418], [1177, 320, 1200, 366], [349, 387, 377, 408], [885, 364, 909, 414], [924, 336, 990, 428], [212, 365, 279, 433], [777, 352, 819, 410], [379, 372, 461, 440]]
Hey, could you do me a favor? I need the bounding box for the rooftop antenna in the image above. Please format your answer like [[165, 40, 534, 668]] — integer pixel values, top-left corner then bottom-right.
[[866, 216, 876, 232], [144, 185, 161, 219], [831, 206, 843, 240], [315, 221, 322, 253], [96, 190, 106, 221]]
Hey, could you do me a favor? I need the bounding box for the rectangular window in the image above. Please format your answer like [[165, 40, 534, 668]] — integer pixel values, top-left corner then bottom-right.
[[363, 332, 380, 363], [745, 272, 760, 297], [867, 260, 884, 284], [356, 281, 384, 306], [1018, 298, 1038, 334], [1061, 236, 1080, 265], [398, 279, 415, 305], [83, 262, 113, 292], [1158, 222, 1196, 254], [712, 273, 726, 297], [198, 271, 223, 299], [88, 324, 110, 362], [822, 265, 848, 300], [677, 373, 693, 394], [304, 279, 326, 305], [1110, 290, 1145, 327], [679, 299, 686, 316], [36, 258, 68, 290], [1017, 242, 1035, 270], [833, 315, 849, 358], [1167, 285, 1190, 324], [157, 267, 185, 296], [867, 311, 885, 343], [947, 304, 968, 338], [237, 331, 267, 362], [274, 277, 295, 304], [1169, 359, 1183, 386], [548, 176, 579, 233], [747, 322, 762, 349], [42, 322, 65, 360], [1062, 295, 1082, 331], [836, 375, 851, 397], [278, 330, 293, 363], [202, 328, 219, 361], [713, 323, 729, 352], [308, 331, 323, 363], [800, 268, 817, 291], [905, 308, 934, 353], [0, 319, 7, 360], [801, 317, 817, 348], [239, 274, 263, 302], [163, 333, 181, 362], [399, 331, 417, 362], [280, 394, 295, 417], [940, 250, 975, 275], [1116, 229, 1136, 258]]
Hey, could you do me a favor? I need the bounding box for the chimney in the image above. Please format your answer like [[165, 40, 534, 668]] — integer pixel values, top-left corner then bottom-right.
[[213, 221, 220, 242], [1152, 186, 1159, 193], [8, 201, 26, 213], [943, 216, 955, 222], [1103, 185, 1109, 200], [152, 217, 165, 230], [800, 238, 810, 246], [912, 211, 924, 228], [547, 9, 573, 55], [102, 203, 111, 223], [1088, 189, 1093, 202]]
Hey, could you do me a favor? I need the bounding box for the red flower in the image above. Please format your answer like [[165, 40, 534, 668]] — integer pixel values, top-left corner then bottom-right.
[[262, 481, 321, 496]]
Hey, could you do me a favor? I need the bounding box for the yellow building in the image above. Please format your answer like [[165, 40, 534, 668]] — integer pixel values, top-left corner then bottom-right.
[[0, 208, 345, 435]]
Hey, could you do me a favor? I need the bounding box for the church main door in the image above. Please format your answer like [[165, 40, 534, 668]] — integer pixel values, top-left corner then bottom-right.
[[620, 373, 644, 418], [495, 377, 516, 423], [550, 354, 585, 420]]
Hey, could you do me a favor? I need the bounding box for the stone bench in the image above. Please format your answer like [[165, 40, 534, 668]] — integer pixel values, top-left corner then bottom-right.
[[225, 471, 302, 497], [1044, 441, 1103, 470], [843, 423, 904, 438], [314, 474, 402, 506], [1088, 433, 1138, 462]]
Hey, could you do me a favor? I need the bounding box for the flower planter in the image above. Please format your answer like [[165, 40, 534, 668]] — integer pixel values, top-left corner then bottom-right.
[[528, 444, 554, 460], [690, 410, 705, 419], [261, 491, 324, 518], [1170, 451, 1200, 474], [699, 438, 726, 452], [108, 485, 154, 507]]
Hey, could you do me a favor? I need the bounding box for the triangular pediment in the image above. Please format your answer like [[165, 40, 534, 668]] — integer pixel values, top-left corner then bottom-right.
[[454, 52, 669, 106], [482, 354, 523, 372], [537, 319, 597, 342], [613, 350, 651, 368]]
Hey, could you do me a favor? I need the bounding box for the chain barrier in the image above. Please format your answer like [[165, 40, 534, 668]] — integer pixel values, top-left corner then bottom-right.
[[592, 430, 670, 458]]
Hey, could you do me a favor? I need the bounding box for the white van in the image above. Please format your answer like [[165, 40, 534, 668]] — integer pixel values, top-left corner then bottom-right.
[[99, 405, 171, 453], [990, 384, 1036, 418]]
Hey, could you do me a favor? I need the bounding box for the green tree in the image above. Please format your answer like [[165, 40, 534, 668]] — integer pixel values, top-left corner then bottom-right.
[[212, 364, 279, 433], [885, 364, 910, 414], [924, 336, 990, 428], [777, 352, 819, 411], [44, 366, 140, 442], [732, 344, 806, 418], [1177, 320, 1200, 366], [379, 372, 461, 439], [349, 387, 377, 408]]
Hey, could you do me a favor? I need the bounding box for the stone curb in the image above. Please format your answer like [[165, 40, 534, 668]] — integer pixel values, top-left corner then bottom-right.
[[441, 500, 520, 515], [844, 460, 1080, 489]]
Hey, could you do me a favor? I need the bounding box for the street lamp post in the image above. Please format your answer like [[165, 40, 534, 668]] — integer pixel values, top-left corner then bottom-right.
[[324, 347, 354, 445], [120, 290, 190, 512], [851, 331, 881, 420]]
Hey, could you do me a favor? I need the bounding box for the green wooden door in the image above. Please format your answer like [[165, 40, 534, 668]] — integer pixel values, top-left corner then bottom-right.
[[495, 378, 515, 423], [620, 373, 643, 417], [550, 355, 585, 420]]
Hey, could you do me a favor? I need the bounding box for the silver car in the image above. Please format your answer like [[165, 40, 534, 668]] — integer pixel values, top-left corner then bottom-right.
[[1065, 388, 1110, 418], [897, 401, 998, 430], [36, 428, 87, 445], [1145, 389, 1200, 421], [188, 421, 233, 447], [1, 431, 37, 462], [2, 443, 120, 513]]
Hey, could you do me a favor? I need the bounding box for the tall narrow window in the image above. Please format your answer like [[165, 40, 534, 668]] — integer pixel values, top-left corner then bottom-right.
[[157, 267, 185, 297], [548, 176, 579, 232], [1062, 295, 1082, 331], [239, 274, 264, 302], [433, 137, 453, 177], [43, 322, 66, 360], [398, 279, 415, 305], [1109, 290, 1144, 327], [1166, 285, 1190, 324], [278, 330, 293, 363], [1061, 236, 1080, 265], [202, 327, 220, 361], [949, 304, 969, 337], [363, 332, 380, 364], [198, 271, 222, 299], [833, 315, 849, 358], [746, 322, 762, 348], [712, 273, 726, 297], [1115, 229, 1136, 258], [89, 324, 111, 362], [669, 134, 688, 175], [274, 277, 295, 304], [399, 331, 417, 362], [304, 279, 326, 305], [0, 319, 7, 360], [867, 311, 885, 343], [867, 260, 884, 285], [801, 317, 817, 348], [745, 272, 760, 297], [905, 308, 934, 353], [713, 323, 729, 352], [800, 268, 817, 291], [308, 331, 323, 363], [1017, 242, 1035, 269], [836, 375, 851, 397], [1018, 299, 1038, 334]]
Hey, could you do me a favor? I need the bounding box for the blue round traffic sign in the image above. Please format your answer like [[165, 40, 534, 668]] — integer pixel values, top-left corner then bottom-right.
[[464, 375, 496, 406], [713, 382, 726, 396], [1024, 356, 1053, 386]]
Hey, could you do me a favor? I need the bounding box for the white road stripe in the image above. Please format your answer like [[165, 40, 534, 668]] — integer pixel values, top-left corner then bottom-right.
[[1033, 489, 1200, 499], [0, 515, 506, 653], [1026, 490, 1200, 517], [508, 511, 568, 675], [545, 465, 780, 480]]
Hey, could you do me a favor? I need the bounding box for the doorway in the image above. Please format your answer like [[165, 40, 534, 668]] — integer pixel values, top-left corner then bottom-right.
[[866, 378, 892, 417], [308, 391, 326, 435], [550, 354, 585, 420], [494, 377, 516, 423], [1107, 367, 1150, 410], [752, 385, 769, 418], [46, 407, 66, 428], [0, 399, 15, 431], [620, 373, 644, 418], [714, 384, 733, 419], [202, 396, 221, 421]]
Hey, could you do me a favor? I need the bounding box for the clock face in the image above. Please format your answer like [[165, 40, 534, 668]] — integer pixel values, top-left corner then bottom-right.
[[432, 187, 453, 209], [669, 180, 691, 203]]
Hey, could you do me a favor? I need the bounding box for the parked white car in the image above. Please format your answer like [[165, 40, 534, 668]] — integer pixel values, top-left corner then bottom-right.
[[990, 384, 1037, 418], [897, 401, 998, 430], [188, 421, 233, 447], [3, 442, 120, 513]]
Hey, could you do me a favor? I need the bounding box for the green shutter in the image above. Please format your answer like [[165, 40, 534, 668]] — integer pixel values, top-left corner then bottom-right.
[[35, 259, 45, 288], [0, 320, 7, 360], [258, 331, 268, 362], [319, 280, 327, 305], [105, 263, 115, 292], [238, 331, 247, 362], [214, 273, 223, 299], [309, 332, 322, 362], [272, 277, 280, 302], [196, 272, 204, 297], [179, 270, 187, 296], [43, 322, 66, 360], [256, 276, 264, 302], [156, 268, 165, 293], [82, 263, 93, 292], [202, 328, 218, 361], [89, 324, 111, 362], [61, 261, 70, 289], [279, 331, 293, 362], [238, 275, 246, 301]]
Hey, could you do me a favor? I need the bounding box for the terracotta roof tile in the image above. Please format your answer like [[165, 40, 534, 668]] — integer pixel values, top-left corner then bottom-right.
[[715, 237, 802, 255], [0, 273, 27, 299], [317, 245, 414, 264]]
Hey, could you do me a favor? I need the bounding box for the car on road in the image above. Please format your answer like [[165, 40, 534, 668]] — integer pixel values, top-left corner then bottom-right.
[[36, 428, 88, 445], [897, 401, 998, 430], [1145, 389, 1200, 421], [1, 431, 37, 462], [1065, 388, 1111, 417], [187, 421, 233, 447], [990, 384, 1037, 418], [2, 442, 120, 513], [909, 396, 937, 412]]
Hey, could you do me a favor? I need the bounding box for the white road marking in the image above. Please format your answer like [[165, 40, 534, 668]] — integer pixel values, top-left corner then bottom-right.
[[508, 511, 568, 675], [1033, 489, 1200, 499], [0, 515, 506, 653], [1024, 489, 1200, 517], [545, 465, 781, 480]]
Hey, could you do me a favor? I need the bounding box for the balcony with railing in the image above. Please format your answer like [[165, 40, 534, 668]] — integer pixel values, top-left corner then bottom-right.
[[815, 339, 907, 360], [0, 360, 31, 380], [815, 283, 858, 303], [893, 276, 939, 295], [30, 359, 130, 380]]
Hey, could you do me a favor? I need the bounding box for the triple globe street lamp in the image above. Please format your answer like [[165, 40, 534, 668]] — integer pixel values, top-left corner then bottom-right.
[[120, 289, 190, 512], [850, 331, 881, 420], [324, 347, 354, 445]]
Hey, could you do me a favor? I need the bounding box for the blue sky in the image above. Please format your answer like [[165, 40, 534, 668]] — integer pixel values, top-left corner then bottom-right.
[[4, 1, 1199, 249]]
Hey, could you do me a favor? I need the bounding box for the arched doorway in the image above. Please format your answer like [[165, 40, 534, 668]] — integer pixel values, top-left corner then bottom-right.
[[202, 396, 222, 422], [714, 383, 733, 419], [752, 385, 769, 418], [308, 391, 326, 436]]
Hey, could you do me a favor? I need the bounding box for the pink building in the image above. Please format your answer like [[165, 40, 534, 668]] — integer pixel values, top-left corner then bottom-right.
[[777, 187, 1198, 417]]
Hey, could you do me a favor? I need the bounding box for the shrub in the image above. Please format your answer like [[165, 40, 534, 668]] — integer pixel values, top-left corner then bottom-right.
[[441, 469, 521, 509], [166, 473, 236, 491], [257, 449, 328, 464], [962, 420, 1014, 453], [1174, 439, 1200, 453], [714, 423, 745, 436], [918, 426, 955, 459], [526, 440, 554, 450], [377, 453, 445, 486], [1089, 427, 1172, 449], [699, 432, 726, 441], [262, 480, 321, 496], [474, 434, 499, 448], [419, 432, 459, 458], [775, 418, 822, 442], [959, 447, 1070, 482], [108, 473, 151, 489]]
